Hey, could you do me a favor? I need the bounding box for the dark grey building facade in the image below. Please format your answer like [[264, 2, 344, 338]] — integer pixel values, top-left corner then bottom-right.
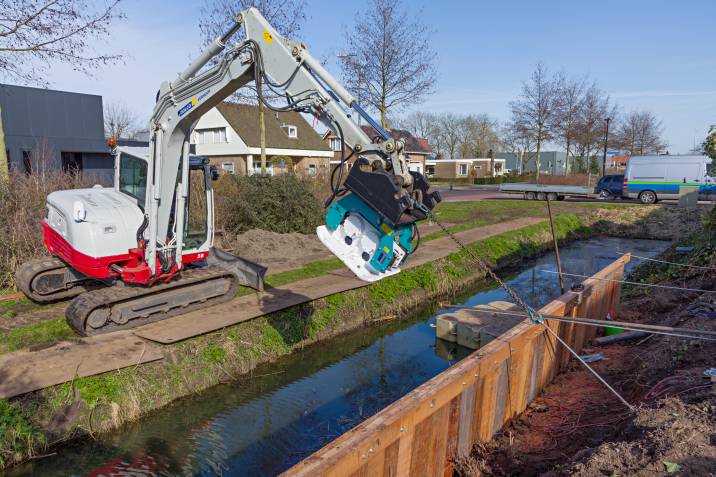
[[0, 84, 113, 182]]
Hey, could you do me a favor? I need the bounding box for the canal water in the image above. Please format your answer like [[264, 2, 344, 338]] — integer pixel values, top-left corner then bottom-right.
[[13, 237, 669, 477]]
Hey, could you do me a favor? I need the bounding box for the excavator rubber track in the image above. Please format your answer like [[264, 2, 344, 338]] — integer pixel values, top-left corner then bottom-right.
[[65, 265, 240, 337], [15, 257, 100, 303]]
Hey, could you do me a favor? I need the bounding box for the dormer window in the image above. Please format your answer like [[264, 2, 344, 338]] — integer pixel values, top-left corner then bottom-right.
[[282, 124, 298, 138]]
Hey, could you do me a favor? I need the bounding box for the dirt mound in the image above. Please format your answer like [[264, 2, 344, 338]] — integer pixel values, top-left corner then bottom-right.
[[568, 398, 716, 476], [219, 229, 331, 273], [461, 251, 716, 477]]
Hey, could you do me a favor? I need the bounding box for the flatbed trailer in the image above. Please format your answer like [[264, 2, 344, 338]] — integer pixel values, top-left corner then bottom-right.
[[499, 182, 593, 200]]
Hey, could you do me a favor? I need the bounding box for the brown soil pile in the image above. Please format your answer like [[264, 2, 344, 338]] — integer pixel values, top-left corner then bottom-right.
[[219, 228, 331, 273], [459, 262, 716, 476]]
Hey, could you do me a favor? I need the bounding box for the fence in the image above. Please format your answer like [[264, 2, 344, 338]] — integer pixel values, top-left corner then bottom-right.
[[283, 255, 629, 477]]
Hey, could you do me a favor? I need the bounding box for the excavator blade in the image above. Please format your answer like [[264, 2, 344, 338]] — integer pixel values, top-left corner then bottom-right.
[[207, 247, 267, 291]]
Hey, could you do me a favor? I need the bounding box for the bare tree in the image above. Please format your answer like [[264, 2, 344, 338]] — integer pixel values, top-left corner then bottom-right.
[[458, 114, 500, 158], [435, 113, 462, 159], [340, 0, 437, 129], [554, 74, 586, 174], [614, 110, 667, 156], [398, 111, 437, 139], [0, 0, 125, 85], [104, 101, 140, 140], [573, 83, 613, 172], [509, 63, 559, 180], [199, 0, 306, 48], [500, 121, 534, 174]]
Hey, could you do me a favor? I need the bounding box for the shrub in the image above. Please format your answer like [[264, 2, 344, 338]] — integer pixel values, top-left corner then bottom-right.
[[0, 171, 92, 290], [214, 173, 325, 235]]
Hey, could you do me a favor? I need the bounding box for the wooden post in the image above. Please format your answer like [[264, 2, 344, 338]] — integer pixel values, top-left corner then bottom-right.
[[546, 196, 565, 294]]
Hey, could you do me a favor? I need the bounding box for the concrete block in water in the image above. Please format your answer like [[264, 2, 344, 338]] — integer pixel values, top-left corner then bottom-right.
[[436, 301, 524, 350]]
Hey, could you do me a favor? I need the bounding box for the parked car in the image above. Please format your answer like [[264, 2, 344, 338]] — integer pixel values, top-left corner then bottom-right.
[[624, 155, 714, 204], [594, 174, 624, 198]]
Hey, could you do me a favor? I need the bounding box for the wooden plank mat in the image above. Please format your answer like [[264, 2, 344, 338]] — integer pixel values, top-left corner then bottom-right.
[[0, 331, 163, 398], [0, 217, 542, 398], [134, 217, 543, 344]]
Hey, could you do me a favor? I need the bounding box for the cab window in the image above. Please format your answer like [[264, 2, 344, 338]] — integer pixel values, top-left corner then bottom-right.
[[119, 153, 147, 210]]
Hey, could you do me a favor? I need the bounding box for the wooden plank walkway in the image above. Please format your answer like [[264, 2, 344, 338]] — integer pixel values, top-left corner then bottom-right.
[[282, 255, 630, 477], [0, 332, 163, 397], [0, 217, 542, 398]]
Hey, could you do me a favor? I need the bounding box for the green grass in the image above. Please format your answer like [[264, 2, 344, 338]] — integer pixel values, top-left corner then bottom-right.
[[54, 373, 133, 408], [0, 318, 75, 354], [424, 199, 629, 241], [0, 399, 44, 468], [0, 296, 40, 320], [265, 258, 344, 288], [201, 344, 227, 364]]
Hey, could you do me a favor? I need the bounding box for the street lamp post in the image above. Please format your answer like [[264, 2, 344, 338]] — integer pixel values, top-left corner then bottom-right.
[[602, 117, 611, 177]]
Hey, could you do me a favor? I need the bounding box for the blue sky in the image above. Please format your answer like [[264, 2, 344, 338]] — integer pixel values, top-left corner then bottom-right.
[[45, 0, 715, 153]]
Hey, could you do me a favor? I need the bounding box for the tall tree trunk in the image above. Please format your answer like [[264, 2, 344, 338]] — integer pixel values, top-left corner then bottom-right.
[[564, 139, 571, 175], [259, 101, 267, 176], [535, 140, 542, 183]]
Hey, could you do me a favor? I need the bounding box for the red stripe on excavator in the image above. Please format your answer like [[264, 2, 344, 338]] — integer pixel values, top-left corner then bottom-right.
[[41, 221, 208, 283]]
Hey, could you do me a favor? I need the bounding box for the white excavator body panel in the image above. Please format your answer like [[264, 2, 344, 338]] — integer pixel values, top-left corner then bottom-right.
[[45, 187, 144, 258]]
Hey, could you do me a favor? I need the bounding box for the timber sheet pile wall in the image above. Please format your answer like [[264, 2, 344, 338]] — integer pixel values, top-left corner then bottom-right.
[[284, 255, 629, 477]]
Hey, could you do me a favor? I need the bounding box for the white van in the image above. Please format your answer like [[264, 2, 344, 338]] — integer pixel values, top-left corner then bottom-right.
[[624, 155, 714, 204]]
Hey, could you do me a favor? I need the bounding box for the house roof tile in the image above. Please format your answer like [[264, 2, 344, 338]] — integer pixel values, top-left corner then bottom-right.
[[360, 125, 432, 154], [216, 102, 330, 152]]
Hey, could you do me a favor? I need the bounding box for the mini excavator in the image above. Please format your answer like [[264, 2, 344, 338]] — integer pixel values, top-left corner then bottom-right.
[[15, 7, 441, 336]]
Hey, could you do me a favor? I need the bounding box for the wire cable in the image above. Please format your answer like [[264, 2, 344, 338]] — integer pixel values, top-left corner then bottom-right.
[[441, 305, 716, 342], [618, 252, 716, 271], [431, 220, 633, 409], [539, 269, 716, 294]]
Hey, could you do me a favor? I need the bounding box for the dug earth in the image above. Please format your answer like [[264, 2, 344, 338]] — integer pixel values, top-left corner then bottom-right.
[[458, 238, 716, 476]]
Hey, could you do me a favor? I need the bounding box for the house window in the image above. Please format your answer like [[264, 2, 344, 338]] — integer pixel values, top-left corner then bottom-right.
[[284, 125, 298, 138], [329, 137, 342, 151], [458, 163, 468, 176], [308, 164, 317, 175], [251, 161, 274, 176], [221, 162, 235, 174], [195, 127, 227, 144]]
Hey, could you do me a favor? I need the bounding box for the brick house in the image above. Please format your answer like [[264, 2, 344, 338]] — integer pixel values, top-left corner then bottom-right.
[[323, 126, 432, 174], [429, 158, 506, 179], [192, 102, 333, 176]]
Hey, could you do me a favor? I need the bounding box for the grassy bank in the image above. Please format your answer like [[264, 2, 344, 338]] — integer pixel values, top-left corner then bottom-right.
[[0, 202, 704, 469], [0, 213, 594, 469]]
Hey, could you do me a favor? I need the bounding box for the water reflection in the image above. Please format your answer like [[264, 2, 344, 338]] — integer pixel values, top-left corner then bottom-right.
[[16, 237, 668, 477]]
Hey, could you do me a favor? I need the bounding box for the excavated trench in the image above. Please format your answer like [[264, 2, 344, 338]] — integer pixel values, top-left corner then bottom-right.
[[10, 237, 668, 476]]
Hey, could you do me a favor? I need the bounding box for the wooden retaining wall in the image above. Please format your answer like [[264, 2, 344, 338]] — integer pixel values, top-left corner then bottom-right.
[[283, 255, 630, 477]]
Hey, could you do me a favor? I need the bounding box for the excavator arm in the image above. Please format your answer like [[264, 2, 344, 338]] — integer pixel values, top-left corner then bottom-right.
[[146, 7, 441, 282]]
